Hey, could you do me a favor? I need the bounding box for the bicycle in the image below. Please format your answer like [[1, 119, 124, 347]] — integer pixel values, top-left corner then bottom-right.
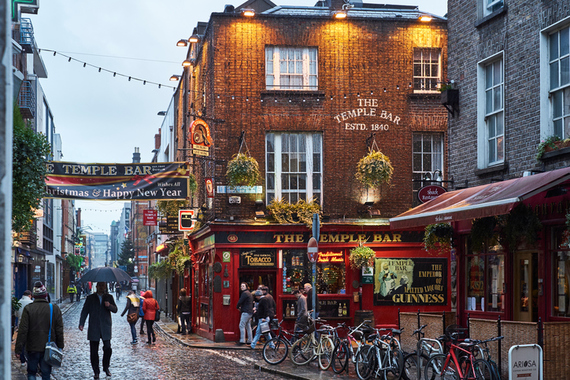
[[401, 324, 445, 380], [356, 327, 404, 380], [262, 319, 300, 365], [331, 319, 374, 375], [473, 336, 503, 380], [423, 333, 493, 380], [289, 319, 336, 370]]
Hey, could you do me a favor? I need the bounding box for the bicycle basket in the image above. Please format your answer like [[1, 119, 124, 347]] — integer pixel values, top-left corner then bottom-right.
[[305, 321, 316, 334]]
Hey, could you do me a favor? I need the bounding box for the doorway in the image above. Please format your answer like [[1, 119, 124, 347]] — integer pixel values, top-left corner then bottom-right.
[[514, 251, 538, 322], [239, 270, 276, 296]]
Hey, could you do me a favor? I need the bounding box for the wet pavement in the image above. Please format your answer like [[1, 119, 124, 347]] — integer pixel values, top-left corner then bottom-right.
[[11, 295, 366, 379]]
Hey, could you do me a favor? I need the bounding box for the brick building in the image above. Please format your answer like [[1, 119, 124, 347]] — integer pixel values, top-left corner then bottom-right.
[[171, 0, 448, 341], [389, 0, 570, 377]]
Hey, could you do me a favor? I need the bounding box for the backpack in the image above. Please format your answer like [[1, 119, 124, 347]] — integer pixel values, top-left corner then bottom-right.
[[138, 297, 145, 317]]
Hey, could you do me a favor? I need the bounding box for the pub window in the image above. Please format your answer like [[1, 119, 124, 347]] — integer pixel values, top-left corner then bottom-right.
[[265, 46, 318, 91], [413, 48, 441, 93], [465, 242, 505, 312], [282, 249, 346, 294], [552, 226, 570, 317]]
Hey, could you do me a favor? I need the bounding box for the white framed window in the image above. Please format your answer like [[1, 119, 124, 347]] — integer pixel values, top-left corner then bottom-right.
[[265, 47, 318, 91], [413, 48, 441, 93], [477, 53, 504, 168], [549, 26, 570, 139], [483, 0, 503, 17], [412, 133, 444, 205], [266, 133, 322, 204]]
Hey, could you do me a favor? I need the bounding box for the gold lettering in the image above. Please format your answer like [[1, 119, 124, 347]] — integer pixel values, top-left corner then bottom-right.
[[340, 234, 350, 242], [274, 234, 283, 243], [392, 234, 402, 242], [284, 235, 295, 243], [296, 234, 304, 243], [125, 166, 134, 175], [328, 234, 340, 243], [373, 234, 383, 242], [382, 234, 392, 243]]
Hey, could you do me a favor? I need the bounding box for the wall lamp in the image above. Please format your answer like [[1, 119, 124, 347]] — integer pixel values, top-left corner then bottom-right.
[[419, 15, 433, 22], [169, 75, 181, 81], [333, 10, 347, 19], [177, 39, 188, 47], [157, 111, 167, 116], [182, 60, 192, 67], [242, 8, 255, 17], [188, 34, 200, 43]]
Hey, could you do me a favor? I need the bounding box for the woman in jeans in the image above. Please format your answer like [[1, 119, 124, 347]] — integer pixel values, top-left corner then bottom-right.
[[177, 288, 192, 335], [120, 290, 140, 344], [142, 290, 159, 344]]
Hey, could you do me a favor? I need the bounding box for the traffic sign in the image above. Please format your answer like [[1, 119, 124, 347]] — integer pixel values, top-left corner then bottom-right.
[[307, 237, 318, 263]]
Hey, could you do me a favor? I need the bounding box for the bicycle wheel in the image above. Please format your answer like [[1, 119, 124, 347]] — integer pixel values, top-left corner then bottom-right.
[[469, 359, 493, 380], [331, 341, 349, 374], [388, 348, 404, 379], [424, 354, 458, 380], [262, 337, 288, 365], [318, 335, 335, 370], [355, 345, 374, 380], [402, 353, 432, 380], [488, 359, 501, 380], [290, 334, 315, 366]]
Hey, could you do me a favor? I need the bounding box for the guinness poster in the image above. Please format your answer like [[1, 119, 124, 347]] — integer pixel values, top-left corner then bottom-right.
[[373, 257, 447, 306]]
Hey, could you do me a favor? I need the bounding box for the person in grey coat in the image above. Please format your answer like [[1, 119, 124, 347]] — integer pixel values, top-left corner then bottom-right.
[[79, 282, 118, 379]]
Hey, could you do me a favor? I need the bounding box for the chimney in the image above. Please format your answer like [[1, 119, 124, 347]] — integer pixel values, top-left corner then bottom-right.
[[132, 147, 141, 163], [155, 128, 161, 150], [327, 0, 346, 10]]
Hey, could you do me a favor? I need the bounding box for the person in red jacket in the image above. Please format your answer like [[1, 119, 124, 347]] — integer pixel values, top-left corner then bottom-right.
[[142, 290, 159, 345]]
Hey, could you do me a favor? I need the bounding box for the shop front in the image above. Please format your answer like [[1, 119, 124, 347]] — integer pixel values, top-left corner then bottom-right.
[[189, 222, 451, 342]]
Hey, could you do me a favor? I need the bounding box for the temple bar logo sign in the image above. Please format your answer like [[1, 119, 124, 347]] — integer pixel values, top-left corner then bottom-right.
[[45, 162, 190, 201], [373, 258, 447, 306]]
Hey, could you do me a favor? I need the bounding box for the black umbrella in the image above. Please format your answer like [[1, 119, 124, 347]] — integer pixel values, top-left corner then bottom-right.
[[79, 267, 132, 283]]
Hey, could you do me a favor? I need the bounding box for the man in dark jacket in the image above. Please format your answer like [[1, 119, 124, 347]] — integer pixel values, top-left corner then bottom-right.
[[261, 286, 276, 319], [250, 290, 273, 349], [236, 283, 253, 345], [304, 283, 319, 318], [79, 282, 118, 379], [15, 281, 64, 380]]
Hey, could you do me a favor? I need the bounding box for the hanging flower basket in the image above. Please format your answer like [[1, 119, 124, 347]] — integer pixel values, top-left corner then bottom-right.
[[423, 223, 453, 255], [355, 150, 394, 188], [226, 153, 261, 187], [349, 245, 375, 269]]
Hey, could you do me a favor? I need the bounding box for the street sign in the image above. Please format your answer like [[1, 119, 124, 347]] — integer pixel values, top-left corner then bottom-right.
[[178, 209, 196, 232], [143, 209, 157, 226], [307, 237, 318, 263]]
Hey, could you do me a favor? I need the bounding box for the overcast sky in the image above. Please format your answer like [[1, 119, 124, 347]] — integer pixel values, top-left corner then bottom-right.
[[29, 0, 446, 234]]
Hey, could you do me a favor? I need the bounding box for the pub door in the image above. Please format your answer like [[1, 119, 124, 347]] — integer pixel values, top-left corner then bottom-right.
[[239, 270, 276, 295], [514, 251, 538, 322]]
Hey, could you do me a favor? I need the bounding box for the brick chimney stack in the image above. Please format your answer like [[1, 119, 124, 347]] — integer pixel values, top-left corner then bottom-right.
[[132, 147, 141, 163], [327, 0, 347, 10], [155, 128, 161, 150]]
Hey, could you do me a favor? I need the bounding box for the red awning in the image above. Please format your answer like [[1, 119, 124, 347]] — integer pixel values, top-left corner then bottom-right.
[[390, 166, 570, 230]]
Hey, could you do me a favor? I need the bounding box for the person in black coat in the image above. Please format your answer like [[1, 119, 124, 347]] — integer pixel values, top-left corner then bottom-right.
[[177, 288, 192, 335], [236, 283, 253, 345], [250, 290, 273, 349], [79, 282, 118, 379]]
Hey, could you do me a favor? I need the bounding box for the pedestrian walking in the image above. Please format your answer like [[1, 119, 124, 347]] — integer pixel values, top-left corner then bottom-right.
[[250, 290, 273, 349], [236, 283, 253, 345], [67, 282, 77, 303], [261, 286, 276, 319], [293, 289, 308, 332], [115, 283, 121, 300], [142, 290, 159, 345], [15, 282, 64, 380], [79, 282, 118, 379], [303, 283, 319, 318], [121, 290, 140, 344], [138, 290, 146, 336], [177, 288, 192, 335], [15, 290, 33, 367], [76, 284, 82, 301]]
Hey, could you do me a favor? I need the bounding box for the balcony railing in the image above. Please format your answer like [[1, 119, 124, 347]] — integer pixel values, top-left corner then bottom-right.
[[19, 18, 34, 53], [18, 80, 36, 119]]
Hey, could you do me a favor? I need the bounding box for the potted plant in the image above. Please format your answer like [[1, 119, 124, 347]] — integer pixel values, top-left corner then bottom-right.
[[267, 198, 321, 228], [226, 153, 261, 187], [349, 244, 376, 269], [423, 223, 453, 255], [355, 150, 394, 188], [536, 136, 570, 161], [498, 203, 542, 250], [469, 216, 499, 252]]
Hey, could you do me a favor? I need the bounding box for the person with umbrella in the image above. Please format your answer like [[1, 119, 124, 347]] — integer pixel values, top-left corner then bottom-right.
[[79, 282, 118, 379]]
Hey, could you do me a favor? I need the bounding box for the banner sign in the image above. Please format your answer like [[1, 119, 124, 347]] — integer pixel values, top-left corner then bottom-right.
[[373, 257, 447, 306], [45, 162, 190, 201], [239, 249, 276, 268]]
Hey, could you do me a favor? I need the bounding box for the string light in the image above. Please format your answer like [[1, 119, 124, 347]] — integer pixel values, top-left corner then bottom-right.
[[42, 49, 175, 90]]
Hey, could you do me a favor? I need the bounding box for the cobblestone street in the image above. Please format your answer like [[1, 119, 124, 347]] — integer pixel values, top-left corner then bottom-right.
[[14, 297, 286, 380]]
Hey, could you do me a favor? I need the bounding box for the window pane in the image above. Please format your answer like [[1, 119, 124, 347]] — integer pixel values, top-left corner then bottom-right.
[[413, 153, 422, 172], [488, 138, 496, 163], [466, 256, 485, 311], [554, 90, 563, 118], [299, 174, 306, 190], [290, 175, 298, 190], [282, 153, 289, 172], [267, 153, 274, 172], [494, 87, 502, 110], [561, 28, 570, 57], [551, 61, 560, 90], [282, 174, 289, 190], [493, 61, 502, 85], [486, 89, 493, 114], [267, 173, 274, 190], [313, 134, 322, 153], [496, 134, 504, 161], [299, 153, 306, 172], [267, 133, 274, 152], [551, 32, 559, 60], [485, 254, 505, 312], [486, 64, 493, 89], [422, 137, 432, 153], [496, 113, 504, 135], [554, 119, 563, 137], [313, 173, 321, 190], [488, 115, 496, 137], [562, 57, 570, 86]]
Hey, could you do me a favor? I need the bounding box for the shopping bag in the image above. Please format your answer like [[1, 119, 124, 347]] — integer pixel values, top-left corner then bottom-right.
[[155, 309, 161, 322], [44, 341, 63, 367], [260, 320, 270, 333], [127, 313, 138, 323]]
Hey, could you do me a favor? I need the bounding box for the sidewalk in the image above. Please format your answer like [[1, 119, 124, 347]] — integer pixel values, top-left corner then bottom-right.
[[11, 297, 77, 380], [155, 315, 357, 380]]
